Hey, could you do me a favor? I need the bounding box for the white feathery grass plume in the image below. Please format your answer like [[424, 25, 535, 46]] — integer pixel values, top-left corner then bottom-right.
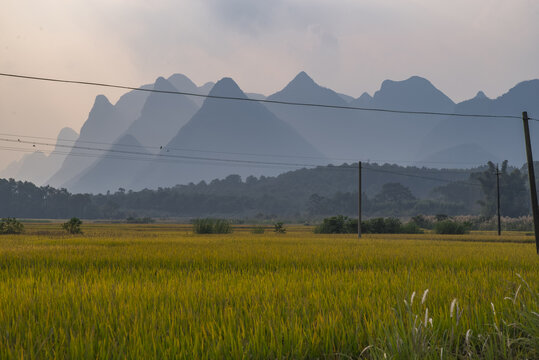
[[465, 329, 472, 346], [424, 308, 429, 328], [410, 291, 416, 306], [491, 302, 496, 316], [450, 298, 457, 318], [428, 318, 433, 327], [440, 347, 443, 359], [421, 289, 429, 304]]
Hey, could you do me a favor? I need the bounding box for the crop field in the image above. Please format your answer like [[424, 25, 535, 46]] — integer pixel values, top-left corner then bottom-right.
[[0, 223, 537, 359]]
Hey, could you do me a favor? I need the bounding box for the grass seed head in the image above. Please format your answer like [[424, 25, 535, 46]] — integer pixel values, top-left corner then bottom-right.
[[450, 299, 457, 318], [421, 289, 429, 304]]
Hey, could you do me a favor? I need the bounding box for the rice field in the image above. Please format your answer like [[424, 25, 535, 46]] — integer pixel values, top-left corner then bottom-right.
[[0, 223, 537, 359]]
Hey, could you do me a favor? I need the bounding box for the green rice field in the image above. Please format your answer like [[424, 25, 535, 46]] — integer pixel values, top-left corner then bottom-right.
[[0, 223, 537, 359]]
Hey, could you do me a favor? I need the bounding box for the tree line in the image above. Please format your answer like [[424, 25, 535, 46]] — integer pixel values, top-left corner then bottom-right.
[[0, 161, 532, 220]]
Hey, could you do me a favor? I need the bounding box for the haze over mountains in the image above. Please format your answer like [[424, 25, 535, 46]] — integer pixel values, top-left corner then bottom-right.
[[130, 77, 324, 192], [2, 71, 538, 194], [0, 127, 78, 185]]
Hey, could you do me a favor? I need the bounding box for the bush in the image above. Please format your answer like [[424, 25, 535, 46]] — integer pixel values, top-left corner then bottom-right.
[[314, 215, 357, 234], [400, 221, 424, 234], [62, 217, 83, 234], [251, 226, 265, 234], [314, 216, 424, 234], [192, 218, 231, 234], [410, 215, 432, 229], [273, 222, 286, 233], [362, 217, 402, 234], [0, 218, 24, 234], [213, 219, 231, 234], [434, 220, 469, 234]]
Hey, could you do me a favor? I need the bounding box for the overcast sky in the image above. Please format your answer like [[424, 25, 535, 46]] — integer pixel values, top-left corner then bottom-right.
[[1, 0, 539, 168]]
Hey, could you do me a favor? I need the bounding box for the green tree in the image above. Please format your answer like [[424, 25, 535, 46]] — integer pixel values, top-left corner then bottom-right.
[[374, 183, 416, 203], [0, 218, 24, 234], [273, 222, 286, 233], [62, 217, 83, 234], [472, 161, 528, 217]]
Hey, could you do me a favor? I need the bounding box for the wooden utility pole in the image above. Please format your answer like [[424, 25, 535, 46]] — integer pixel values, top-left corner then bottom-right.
[[358, 161, 362, 238], [522, 111, 539, 254], [496, 164, 501, 236]]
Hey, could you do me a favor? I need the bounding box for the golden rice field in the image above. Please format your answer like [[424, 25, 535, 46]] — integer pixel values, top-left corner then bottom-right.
[[0, 223, 537, 359]]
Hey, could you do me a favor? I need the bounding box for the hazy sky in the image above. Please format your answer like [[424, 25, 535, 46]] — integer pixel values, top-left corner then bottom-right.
[[1, 0, 539, 169]]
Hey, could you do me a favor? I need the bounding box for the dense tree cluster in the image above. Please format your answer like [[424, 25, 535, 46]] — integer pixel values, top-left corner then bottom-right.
[[0, 162, 532, 220]]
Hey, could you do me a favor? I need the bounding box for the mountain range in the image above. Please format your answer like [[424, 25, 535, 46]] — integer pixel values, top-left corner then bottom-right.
[[2, 71, 538, 194]]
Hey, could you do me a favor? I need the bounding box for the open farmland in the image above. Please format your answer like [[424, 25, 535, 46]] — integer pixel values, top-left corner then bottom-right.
[[0, 223, 537, 359]]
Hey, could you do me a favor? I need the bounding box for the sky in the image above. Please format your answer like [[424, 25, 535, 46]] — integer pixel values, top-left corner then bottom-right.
[[1, 0, 539, 169]]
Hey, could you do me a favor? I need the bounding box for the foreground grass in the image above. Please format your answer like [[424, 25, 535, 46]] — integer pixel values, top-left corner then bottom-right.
[[0, 224, 537, 359]]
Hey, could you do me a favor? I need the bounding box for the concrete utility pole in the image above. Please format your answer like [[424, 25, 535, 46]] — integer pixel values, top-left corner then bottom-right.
[[496, 164, 501, 236], [522, 111, 539, 254], [358, 161, 362, 239]]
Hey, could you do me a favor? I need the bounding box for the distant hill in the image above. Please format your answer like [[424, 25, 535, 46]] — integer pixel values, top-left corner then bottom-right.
[[167, 73, 213, 107], [266, 72, 454, 163], [30, 70, 539, 193], [131, 77, 324, 190], [123, 77, 198, 150], [419, 80, 539, 167], [65, 134, 151, 194], [46, 94, 134, 187], [418, 143, 500, 168], [265, 71, 354, 158], [0, 127, 78, 185]]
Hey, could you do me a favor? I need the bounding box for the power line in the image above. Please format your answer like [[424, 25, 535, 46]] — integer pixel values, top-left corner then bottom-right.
[[0, 137, 325, 168], [0, 140, 484, 187], [0, 132, 496, 168], [0, 72, 524, 120], [0, 136, 487, 175]]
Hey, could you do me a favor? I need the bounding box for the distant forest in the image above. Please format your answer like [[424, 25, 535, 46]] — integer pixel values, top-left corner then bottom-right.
[[0, 162, 534, 221]]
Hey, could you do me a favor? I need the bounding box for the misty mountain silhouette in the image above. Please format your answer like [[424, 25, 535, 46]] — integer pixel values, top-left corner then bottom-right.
[[19, 71, 539, 194], [419, 79, 539, 166], [168, 73, 215, 107], [123, 77, 198, 150], [418, 143, 500, 168], [266, 72, 453, 162], [46, 94, 135, 187], [131, 77, 324, 190], [65, 134, 151, 194], [0, 127, 78, 185], [350, 92, 373, 107]]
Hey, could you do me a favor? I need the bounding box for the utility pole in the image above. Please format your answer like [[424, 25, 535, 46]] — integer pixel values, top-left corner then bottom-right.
[[496, 164, 501, 236], [358, 161, 362, 239], [522, 111, 539, 254]]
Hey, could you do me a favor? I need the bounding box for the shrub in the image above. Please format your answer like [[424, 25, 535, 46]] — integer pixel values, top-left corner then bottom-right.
[[0, 218, 24, 234], [314, 215, 346, 234], [362, 217, 402, 234], [192, 218, 231, 234], [314, 215, 357, 234], [434, 220, 469, 234], [400, 221, 424, 234], [273, 222, 286, 233], [410, 215, 432, 229], [213, 219, 231, 234], [62, 217, 83, 234], [251, 226, 265, 234]]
